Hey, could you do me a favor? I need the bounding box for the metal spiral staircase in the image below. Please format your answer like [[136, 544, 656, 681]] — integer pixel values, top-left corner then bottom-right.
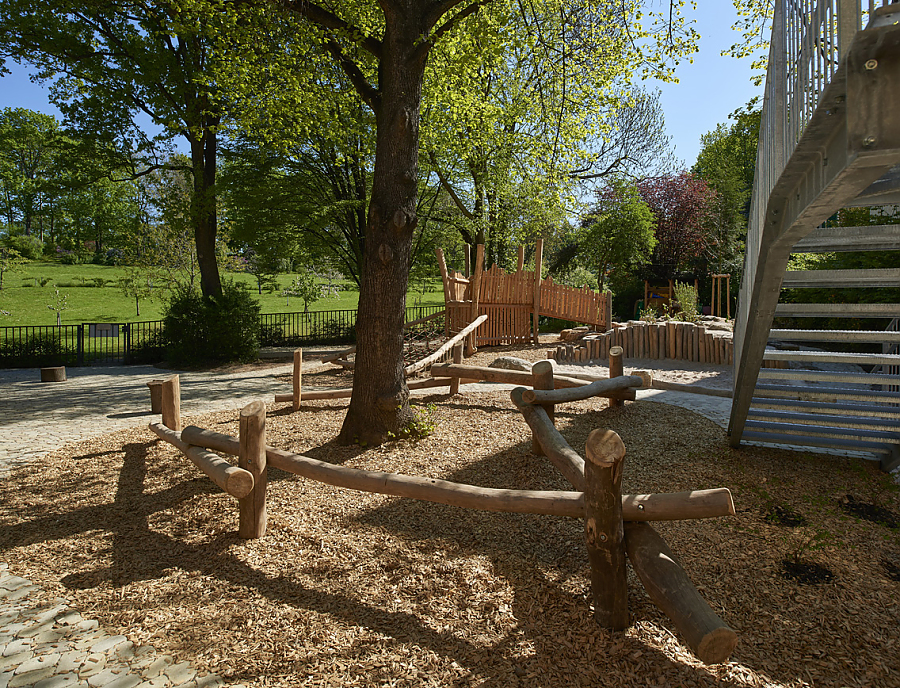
[[728, 1, 900, 471]]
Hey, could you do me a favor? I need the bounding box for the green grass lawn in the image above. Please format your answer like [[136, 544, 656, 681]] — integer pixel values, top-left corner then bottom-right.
[[0, 262, 445, 326]]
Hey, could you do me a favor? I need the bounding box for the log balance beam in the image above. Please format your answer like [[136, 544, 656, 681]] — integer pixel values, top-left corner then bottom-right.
[[511, 354, 737, 663], [150, 423, 734, 522]]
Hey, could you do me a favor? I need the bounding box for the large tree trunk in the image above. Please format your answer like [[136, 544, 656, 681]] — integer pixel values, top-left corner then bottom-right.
[[338, 9, 428, 445], [190, 119, 223, 299]]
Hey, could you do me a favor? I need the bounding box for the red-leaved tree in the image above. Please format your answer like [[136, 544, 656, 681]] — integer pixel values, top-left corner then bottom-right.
[[636, 173, 719, 280]]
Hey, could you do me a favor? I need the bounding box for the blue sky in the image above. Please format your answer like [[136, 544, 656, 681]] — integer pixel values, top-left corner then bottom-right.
[[0, 3, 762, 168]]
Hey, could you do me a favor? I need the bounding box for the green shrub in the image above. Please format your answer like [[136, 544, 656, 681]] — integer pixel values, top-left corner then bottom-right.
[[5, 234, 44, 260], [673, 281, 700, 322], [163, 280, 261, 366]]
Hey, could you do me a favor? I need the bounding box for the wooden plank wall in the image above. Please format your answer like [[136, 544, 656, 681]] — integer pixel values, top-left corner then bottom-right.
[[440, 246, 609, 346]]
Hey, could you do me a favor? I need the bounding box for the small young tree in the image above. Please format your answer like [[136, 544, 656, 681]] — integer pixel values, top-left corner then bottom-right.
[[47, 288, 68, 325], [579, 179, 657, 292], [118, 268, 158, 317], [282, 273, 320, 312]]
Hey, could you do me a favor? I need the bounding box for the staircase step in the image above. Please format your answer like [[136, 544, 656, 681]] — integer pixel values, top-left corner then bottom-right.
[[751, 396, 900, 418], [744, 419, 900, 442], [775, 303, 900, 318], [758, 368, 900, 385], [762, 350, 900, 365], [754, 383, 900, 403], [746, 408, 900, 431], [781, 268, 900, 288], [792, 224, 900, 252], [740, 431, 892, 458], [769, 329, 900, 343]]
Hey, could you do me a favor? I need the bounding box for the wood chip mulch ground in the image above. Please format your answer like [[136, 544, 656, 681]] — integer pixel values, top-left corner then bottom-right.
[[2, 344, 899, 687]]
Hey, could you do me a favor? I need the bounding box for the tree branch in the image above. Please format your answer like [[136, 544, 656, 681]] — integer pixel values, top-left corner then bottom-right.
[[427, 151, 474, 220], [280, 0, 382, 58], [322, 37, 380, 112], [414, 0, 492, 63]]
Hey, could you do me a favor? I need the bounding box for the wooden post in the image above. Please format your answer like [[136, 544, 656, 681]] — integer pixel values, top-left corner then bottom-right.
[[40, 366, 66, 382], [147, 379, 164, 413], [726, 274, 731, 319], [584, 429, 629, 630], [516, 245, 525, 272], [450, 343, 463, 395], [466, 244, 485, 356], [435, 248, 452, 335], [608, 345, 624, 408], [464, 244, 471, 276], [531, 360, 555, 456], [292, 348, 302, 412], [532, 238, 544, 345], [160, 375, 181, 431], [239, 400, 268, 539], [624, 521, 737, 664]]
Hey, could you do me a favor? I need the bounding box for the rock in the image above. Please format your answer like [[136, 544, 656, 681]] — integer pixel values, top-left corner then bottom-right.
[[488, 357, 533, 371], [558, 326, 590, 342]]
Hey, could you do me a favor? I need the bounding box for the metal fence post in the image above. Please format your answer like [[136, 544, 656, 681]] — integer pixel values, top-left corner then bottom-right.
[[77, 324, 85, 366]]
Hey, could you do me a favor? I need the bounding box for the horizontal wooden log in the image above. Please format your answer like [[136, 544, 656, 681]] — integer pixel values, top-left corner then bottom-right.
[[179, 425, 734, 521], [625, 521, 737, 664], [430, 363, 591, 389], [149, 423, 254, 499], [321, 345, 356, 364], [623, 488, 734, 520], [275, 377, 452, 404], [405, 314, 488, 376], [521, 375, 646, 405], [180, 425, 584, 518], [510, 387, 585, 489], [404, 310, 446, 328]]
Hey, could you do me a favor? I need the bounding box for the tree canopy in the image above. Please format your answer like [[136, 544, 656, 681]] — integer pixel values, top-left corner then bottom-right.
[[0, 0, 226, 297]]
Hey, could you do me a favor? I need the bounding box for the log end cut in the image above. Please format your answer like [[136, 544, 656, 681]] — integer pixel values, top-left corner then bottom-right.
[[696, 626, 739, 665], [225, 468, 255, 500], [585, 429, 625, 467]]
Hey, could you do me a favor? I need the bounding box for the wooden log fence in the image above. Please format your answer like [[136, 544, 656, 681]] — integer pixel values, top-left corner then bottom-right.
[[511, 361, 737, 661], [151, 352, 738, 663]]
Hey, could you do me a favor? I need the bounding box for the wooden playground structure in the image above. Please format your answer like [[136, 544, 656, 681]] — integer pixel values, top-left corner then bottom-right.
[[149, 342, 739, 665], [437, 241, 612, 349]]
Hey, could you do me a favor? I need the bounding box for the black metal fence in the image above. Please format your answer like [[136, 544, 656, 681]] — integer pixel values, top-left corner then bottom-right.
[[0, 305, 445, 368]]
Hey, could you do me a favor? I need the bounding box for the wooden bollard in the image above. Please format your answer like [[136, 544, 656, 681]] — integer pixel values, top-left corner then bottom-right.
[[450, 343, 463, 395], [239, 400, 268, 539], [40, 366, 66, 382], [147, 379, 164, 413], [608, 346, 624, 408], [584, 429, 629, 630], [624, 521, 737, 664], [292, 348, 302, 411], [531, 360, 555, 456], [160, 375, 181, 431]]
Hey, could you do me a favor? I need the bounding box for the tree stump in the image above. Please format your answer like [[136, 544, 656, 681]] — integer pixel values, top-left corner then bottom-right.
[[40, 366, 66, 382]]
